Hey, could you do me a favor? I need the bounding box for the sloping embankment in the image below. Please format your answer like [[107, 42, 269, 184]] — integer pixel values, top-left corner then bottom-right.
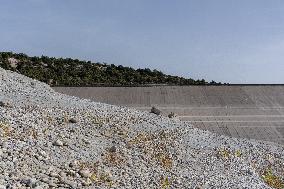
[[54, 86, 284, 144], [1, 67, 284, 188]]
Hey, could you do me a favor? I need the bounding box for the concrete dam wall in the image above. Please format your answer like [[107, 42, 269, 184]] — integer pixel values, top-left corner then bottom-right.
[[54, 86, 284, 145]]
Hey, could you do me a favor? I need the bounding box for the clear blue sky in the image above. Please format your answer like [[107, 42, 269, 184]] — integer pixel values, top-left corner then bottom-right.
[[1, 0, 284, 83]]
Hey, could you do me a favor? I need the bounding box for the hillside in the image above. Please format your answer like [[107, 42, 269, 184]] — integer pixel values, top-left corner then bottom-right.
[[0, 52, 218, 86], [0, 67, 284, 188]]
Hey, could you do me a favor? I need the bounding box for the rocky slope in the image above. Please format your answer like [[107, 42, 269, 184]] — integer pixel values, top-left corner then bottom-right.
[[0, 67, 283, 189]]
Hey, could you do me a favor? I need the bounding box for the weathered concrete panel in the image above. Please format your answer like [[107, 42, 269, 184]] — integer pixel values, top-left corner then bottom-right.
[[53, 86, 284, 145]]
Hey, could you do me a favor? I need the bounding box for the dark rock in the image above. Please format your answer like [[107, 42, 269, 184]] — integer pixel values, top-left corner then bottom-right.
[[69, 118, 77, 123], [168, 112, 177, 118], [150, 106, 161, 115], [0, 100, 12, 108], [53, 139, 63, 146], [109, 146, 117, 153], [23, 178, 37, 188]]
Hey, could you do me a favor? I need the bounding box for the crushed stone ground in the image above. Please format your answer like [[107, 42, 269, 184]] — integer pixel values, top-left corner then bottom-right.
[[0, 68, 283, 189]]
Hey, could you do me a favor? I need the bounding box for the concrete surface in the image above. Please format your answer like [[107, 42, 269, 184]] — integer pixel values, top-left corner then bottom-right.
[[54, 86, 284, 145]]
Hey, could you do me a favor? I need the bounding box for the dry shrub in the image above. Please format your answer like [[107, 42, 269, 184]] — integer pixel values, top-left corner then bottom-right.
[[0, 121, 11, 137], [128, 131, 176, 170], [161, 177, 171, 189], [261, 169, 284, 189], [217, 148, 230, 159], [90, 171, 113, 187], [103, 147, 124, 166], [158, 153, 173, 169]]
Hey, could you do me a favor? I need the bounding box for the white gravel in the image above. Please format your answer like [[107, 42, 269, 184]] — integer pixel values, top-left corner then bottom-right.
[[0, 67, 283, 189]]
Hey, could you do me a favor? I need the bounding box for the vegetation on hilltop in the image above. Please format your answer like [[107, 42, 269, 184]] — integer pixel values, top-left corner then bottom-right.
[[0, 52, 221, 86]]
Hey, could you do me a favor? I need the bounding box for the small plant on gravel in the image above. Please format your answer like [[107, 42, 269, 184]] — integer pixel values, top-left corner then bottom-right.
[[63, 112, 69, 123], [43, 128, 49, 134], [0, 121, 11, 137], [115, 127, 128, 138], [45, 114, 54, 124], [90, 170, 113, 187], [103, 146, 124, 166], [158, 153, 173, 169], [91, 116, 107, 127], [90, 173, 98, 182], [129, 131, 176, 170], [217, 148, 243, 159], [235, 150, 242, 158], [161, 177, 171, 189], [261, 168, 284, 189], [128, 133, 154, 145], [99, 172, 113, 187], [217, 148, 230, 159], [29, 128, 38, 139]]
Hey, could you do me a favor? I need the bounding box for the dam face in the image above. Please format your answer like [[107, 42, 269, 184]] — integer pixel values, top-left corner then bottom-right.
[[54, 86, 284, 145]]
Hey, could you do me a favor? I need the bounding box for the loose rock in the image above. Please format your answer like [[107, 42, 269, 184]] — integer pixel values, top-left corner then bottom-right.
[[69, 118, 77, 123], [79, 169, 92, 178], [53, 139, 63, 146], [150, 106, 161, 115]]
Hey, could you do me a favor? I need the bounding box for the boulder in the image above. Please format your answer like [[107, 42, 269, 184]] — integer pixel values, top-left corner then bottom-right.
[[69, 118, 77, 123], [168, 112, 177, 118], [150, 106, 161, 115]]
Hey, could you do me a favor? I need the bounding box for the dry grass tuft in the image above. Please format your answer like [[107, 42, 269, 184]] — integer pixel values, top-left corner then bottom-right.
[[46, 115, 54, 124], [158, 153, 173, 169], [0, 121, 11, 137], [128, 130, 178, 170], [128, 133, 154, 145], [235, 150, 242, 157], [161, 177, 171, 189], [29, 128, 38, 139], [103, 147, 124, 167], [218, 148, 230, 159], [217, 148, 244, 160], [63, 112, 69, 124], [261, 168, 284, 189]]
